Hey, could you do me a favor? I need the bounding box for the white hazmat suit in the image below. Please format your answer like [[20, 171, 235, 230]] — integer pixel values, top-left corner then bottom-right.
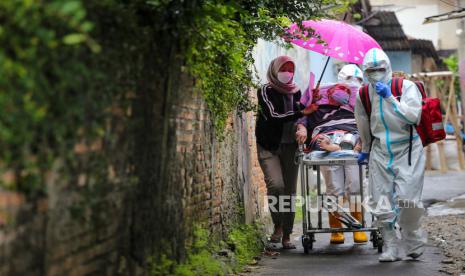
[[323, 64, 363, 198], [354, 48, 426, 262]]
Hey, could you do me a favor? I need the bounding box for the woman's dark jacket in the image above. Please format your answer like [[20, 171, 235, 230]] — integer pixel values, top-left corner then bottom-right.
[[255, 84, 304, 151]]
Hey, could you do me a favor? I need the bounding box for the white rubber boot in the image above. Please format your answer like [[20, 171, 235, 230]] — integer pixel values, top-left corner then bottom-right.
[[379, 225, 401, 262], [404, 232, 424, 260], [399, 206, 426, 259]]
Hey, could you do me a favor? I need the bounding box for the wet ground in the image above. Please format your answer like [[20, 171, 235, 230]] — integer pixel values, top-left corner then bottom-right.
[[253, 170, 465, 276], [423, 171, 465, 207], [255, 222, 445, 276], [427, 194, 465, 216]]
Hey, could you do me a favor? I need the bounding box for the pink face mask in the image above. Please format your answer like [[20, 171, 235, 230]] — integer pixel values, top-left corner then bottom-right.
[[277, 72, 294, 84], [330, 89, 350, 106]]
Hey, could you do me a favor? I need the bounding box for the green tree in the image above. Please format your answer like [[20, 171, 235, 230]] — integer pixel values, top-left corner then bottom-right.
[[0, 1, 348, 271], [0, 0, 350, 195]]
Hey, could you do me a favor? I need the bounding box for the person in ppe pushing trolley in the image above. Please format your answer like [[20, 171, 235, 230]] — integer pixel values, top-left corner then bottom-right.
[[354, 48, 427, 262]]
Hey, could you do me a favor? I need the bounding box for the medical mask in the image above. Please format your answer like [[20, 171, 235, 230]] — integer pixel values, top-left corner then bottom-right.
[[367, 71, 385, 83], [277, 72, 294, 84], [331, 90, 350, 105]]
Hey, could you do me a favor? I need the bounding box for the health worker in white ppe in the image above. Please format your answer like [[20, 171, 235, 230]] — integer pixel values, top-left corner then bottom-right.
[[354, 48, 426, 262], [320, 64, 367, 244], [338, 64, 364, 88]]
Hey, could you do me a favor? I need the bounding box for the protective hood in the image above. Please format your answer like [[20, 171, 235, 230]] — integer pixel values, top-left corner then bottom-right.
[[362, 48, 392, 85], [337, 64, 363, 88]]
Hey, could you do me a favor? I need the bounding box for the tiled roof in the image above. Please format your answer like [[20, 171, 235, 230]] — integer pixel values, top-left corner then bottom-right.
[[409, 39, 440, 62], [362, 11, 411, 51]]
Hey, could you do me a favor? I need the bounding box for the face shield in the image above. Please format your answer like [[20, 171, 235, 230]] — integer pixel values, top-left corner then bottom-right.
[[362, 48, 392, 85], [365, 67, 387, 84], [338, 64, 363, 88]]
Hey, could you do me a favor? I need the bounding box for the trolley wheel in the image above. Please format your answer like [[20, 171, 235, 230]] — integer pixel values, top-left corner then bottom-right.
[[370, 231, 378, 249], [377, 235, 384, 253], [302, 234, 314, 254], [371, 231, 384, 253]]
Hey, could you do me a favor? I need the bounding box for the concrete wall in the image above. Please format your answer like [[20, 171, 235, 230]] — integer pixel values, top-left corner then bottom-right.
[[412, 54, 438, 73], [437, 0, 463, 50]]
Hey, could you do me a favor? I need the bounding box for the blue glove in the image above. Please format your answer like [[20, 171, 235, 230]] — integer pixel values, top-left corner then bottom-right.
[[375, 82, 391, 98], [357, 152, 370, 164]]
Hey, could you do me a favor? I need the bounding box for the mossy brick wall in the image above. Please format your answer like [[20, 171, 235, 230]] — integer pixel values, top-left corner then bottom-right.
[[162, 75, 267, 240], [0, 74, 267, 275], [0, 153, 129, 274]]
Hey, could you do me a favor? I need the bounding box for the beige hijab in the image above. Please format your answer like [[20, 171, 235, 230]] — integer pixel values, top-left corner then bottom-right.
[[266, 56, 300, 94]]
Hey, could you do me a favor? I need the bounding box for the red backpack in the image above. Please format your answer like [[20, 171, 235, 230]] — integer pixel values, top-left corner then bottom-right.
[[359, 78, 446, 165]]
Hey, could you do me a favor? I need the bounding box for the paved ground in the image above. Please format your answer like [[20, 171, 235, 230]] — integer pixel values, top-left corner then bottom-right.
[[423, 171, 465, 205], [253, 171, 465, 276], [255, 227, 444, 276]]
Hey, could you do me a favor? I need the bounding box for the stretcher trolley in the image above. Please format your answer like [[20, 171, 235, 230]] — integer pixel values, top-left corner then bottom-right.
[[297, 150, 383, 254]]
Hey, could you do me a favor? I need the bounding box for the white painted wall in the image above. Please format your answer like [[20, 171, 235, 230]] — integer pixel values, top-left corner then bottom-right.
[[252, 39, 338, 91], [437, 0, 462, 50], [370, 0, 460, 50]]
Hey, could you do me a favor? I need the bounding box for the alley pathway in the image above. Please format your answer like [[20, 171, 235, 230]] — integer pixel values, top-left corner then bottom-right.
[[254, 171, 465, 276]]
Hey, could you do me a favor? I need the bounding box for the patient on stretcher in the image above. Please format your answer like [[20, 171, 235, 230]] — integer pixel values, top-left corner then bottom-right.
[[317, 132, 361, 152], [298, 84, 362, 160], [308, 131, 361, 160]]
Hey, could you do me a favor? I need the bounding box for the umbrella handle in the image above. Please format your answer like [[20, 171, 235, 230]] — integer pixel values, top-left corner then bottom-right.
[[315, 12, 347, 90], [316, 55, 331, 89]]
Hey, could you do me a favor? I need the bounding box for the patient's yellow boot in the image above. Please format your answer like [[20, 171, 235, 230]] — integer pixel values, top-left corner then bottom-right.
[[329, 214, 345, 244], [352, 212, 368, 243]]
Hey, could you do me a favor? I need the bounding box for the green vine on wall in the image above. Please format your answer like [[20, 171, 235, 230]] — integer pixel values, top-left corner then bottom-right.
[[0, 0, 354, 197], [150, 0, 353, 135], [0, 0, 141, 200], [186, 3, 254, 133]]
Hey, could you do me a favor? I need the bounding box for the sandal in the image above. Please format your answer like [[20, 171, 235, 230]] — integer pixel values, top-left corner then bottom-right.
[[269, 233, 282, 243], [282, 240, 296, 249], [269, 225, 283, 243]]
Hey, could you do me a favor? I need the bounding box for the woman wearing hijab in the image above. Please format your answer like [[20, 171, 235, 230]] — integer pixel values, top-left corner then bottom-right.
[[256, 56, 318, 249]]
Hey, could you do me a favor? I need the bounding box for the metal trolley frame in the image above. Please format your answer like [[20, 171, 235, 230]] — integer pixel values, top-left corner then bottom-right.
[[298, 156, 383, 254]]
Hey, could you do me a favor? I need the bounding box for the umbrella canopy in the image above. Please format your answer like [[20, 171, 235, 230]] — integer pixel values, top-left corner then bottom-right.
[[288, 19, 382, 64]]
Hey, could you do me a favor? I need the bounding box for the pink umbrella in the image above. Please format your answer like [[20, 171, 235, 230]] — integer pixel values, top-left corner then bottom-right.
[[287, 18, 382, 88], [289, 19, 381, 64]]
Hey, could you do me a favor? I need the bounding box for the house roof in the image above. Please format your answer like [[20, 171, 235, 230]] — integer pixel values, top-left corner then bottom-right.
[[409, 39, 447, 70], [361, 11, 410, 51], [409, 39, 440, 62]]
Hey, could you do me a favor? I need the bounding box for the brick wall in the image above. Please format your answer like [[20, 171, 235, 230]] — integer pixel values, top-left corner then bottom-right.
[[0, 152, 130, 275], [171, 81, 267, 237], [0, 76, 267, 275]]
